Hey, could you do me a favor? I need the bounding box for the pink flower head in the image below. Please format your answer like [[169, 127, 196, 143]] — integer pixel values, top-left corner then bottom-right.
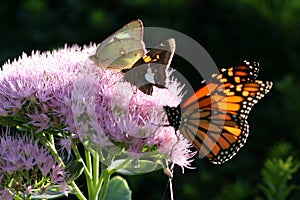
[[72, 49, 196, 174], [59, 135, 73, 160], [0, 43, 196, 174], [0, 131, 68, 197], [0, 44, 91, 133], [0, 189, 14, 200]]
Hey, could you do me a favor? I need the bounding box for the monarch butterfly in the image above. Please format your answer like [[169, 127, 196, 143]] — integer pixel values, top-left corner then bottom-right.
[[164, 60, 272, 164]]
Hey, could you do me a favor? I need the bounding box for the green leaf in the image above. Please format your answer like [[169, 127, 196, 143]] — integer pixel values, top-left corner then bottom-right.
[[109, 159, 159, 175], [30, 185, 70, 199], [66, 159, 84, 182], [103, 176, 132, 200], [31, 192, 64, 199]]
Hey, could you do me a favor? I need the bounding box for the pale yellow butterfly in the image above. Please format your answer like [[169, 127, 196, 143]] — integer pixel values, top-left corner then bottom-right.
[[90, 19, 146, 71]]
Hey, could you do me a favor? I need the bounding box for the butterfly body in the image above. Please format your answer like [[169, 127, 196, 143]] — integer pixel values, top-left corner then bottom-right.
[[164, 61, 272, 164]]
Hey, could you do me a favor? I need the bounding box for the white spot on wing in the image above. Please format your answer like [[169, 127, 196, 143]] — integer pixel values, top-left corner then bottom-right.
[[145, 66, 155, 84]]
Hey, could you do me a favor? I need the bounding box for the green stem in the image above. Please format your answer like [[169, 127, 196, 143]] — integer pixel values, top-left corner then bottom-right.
[[94, 166, 105, 198], [46, 134, 87, 200], [73, 143, 92, 179], [85, 148, 93, 199], [93, 154, 99, 185], [47, 134, 64, 165], [96, 158, 131, 200], [14, 195, 23, 200], [70, 181, 87, 200], [98, 169, 112, 200], [93, 153, 100, 195], [73, 145, 130, 199]]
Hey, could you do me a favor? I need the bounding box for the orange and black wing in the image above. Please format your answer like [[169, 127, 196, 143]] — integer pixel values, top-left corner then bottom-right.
[[165, 60, 272, 164]]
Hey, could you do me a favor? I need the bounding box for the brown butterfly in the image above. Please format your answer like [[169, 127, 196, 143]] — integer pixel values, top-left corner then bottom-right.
[[121, 38, 176, 95]]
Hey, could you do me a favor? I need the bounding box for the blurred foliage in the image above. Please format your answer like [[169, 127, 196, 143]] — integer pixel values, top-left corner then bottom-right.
[[266, 141, 294, 160], [219, 180, 254, 200], [256, 142, 300, 200], [0, 0, 299, 199], [258, 157, 300, 200]]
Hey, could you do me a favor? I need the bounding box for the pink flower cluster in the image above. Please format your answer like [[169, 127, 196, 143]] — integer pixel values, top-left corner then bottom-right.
[[0, 45, 86, 133], [0, 44, 196, 172], [0, 132, 67, 198]]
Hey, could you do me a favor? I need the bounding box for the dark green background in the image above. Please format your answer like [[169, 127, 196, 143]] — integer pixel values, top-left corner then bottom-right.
[[1, 0, 299, 199]]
